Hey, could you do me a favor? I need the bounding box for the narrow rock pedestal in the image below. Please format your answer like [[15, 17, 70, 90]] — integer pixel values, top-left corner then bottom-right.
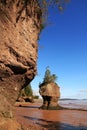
[[39, 82, 61, 110]]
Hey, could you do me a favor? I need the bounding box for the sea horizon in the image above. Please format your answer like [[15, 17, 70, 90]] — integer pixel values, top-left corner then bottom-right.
[[59, 99, 87, 110]]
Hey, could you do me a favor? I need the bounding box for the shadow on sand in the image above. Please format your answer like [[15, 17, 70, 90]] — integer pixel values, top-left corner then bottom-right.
[[18, 105, 39, 109], [16, 103, 87, 111], [23, 115, 87, 130]]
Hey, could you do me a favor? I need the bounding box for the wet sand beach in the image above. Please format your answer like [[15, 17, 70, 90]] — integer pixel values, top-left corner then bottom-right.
[[15, 102, 87, 130]]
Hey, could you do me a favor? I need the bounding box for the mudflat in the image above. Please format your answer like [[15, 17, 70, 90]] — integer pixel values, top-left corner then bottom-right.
[[15, 102, 87, 130]]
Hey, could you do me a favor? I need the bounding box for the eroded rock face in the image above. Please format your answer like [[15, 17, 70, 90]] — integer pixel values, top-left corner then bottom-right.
[[0, 118, 22, 130], [0, 0, 41, 120], [39, 82, 60, 109]]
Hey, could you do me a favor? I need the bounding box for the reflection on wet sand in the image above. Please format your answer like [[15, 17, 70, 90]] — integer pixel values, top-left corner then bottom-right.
[[23, 115, 87, 130], [15, 103, 87, 130]]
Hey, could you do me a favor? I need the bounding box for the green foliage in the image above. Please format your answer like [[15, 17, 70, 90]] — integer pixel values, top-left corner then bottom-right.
[[24, 84, 33, 97], [20, 89, 25, 97], [39, 67, 57, 87], [20, 84, 33, 97], [40, 23, 45, 32], [33, 95, 39, 99], [43, 67, 57, 83], [0, 0, 70, 30], [38, 0, 70, 23]]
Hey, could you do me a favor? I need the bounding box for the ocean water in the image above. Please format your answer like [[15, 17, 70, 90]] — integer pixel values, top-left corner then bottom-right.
[[59, 99, 87, 110]]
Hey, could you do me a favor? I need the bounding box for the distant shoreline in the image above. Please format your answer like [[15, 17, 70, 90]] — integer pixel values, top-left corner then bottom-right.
[[59, 98, 87, 100]]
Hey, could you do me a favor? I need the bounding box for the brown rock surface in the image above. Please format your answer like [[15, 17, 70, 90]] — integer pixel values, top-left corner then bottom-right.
[[0, 0, 42, 128], [39, 82, 61, 109], [0, 118, 22, 130]]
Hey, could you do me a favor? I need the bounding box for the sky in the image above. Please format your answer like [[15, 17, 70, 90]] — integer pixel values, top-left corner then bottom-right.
[[31, 0, 87, 99]]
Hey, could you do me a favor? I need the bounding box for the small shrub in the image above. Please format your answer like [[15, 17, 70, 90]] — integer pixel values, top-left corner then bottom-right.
[[33, 95, 39, 99]]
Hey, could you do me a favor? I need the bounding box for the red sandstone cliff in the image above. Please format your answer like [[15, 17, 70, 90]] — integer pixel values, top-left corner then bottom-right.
[[0, 0, 42, 129]]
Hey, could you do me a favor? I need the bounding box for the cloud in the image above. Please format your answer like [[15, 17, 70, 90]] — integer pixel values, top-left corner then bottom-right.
[[79, 89, 87, 93], [76, 89, 87, 99]]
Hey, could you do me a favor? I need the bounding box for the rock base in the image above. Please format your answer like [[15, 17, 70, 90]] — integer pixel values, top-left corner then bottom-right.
[[40, 104, 64, 110]]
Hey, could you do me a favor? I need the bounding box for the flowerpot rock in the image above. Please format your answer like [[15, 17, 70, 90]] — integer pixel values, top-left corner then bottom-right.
[[39, 82, 61, 110]]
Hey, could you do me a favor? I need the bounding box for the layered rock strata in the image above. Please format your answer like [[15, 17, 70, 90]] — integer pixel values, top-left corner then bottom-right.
[[0, 0, 42, 129]]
